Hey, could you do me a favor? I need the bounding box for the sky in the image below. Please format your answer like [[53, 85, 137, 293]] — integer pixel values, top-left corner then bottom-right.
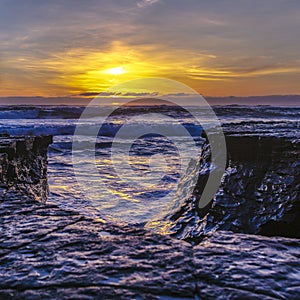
[[1, 0, 300, 98]]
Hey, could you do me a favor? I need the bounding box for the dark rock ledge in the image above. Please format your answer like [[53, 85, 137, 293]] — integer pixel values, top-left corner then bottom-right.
[[0, 135, 52, 203], [164, 135, 300, 243], [0, 136, 300, 299]]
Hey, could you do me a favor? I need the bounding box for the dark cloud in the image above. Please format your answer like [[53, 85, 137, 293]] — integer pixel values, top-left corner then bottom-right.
[[79, 91, 160, 97], [79, 92, 100, 97]]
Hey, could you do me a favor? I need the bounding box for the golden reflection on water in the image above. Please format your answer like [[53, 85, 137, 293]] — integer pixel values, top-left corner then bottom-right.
[[145, 219, 174, 235], [94, 217, 107, 224], [108, 188, 140, 203]]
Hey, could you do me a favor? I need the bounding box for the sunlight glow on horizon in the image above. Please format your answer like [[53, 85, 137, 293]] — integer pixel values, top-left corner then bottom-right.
[[1, 40, 300, 98], [105, 66, 126, 76], [1, 1, 300, 98]]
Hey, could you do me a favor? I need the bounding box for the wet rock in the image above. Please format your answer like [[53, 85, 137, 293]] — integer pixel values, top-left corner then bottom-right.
[[0, 195, 195, 299], [0, 135, 52, 203], [1, 195, 300, 299], [195, 231, 300, 300], [211, 136, 300, 238], [161, 135, 300, 242], [0, 134, 299, 299]]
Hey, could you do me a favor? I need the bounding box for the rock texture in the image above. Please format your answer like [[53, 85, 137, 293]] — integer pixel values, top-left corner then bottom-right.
[[194, 232, 300, 300], [0, 134, 300, 299], [1, 195, 300, 299], [210, 136, 300, 236], [0, 135, 52, 203], [163, 135, 300, 242]]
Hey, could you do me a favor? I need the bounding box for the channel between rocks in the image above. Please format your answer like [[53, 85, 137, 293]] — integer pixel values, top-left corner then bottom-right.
[[0, 134, 299, 299]]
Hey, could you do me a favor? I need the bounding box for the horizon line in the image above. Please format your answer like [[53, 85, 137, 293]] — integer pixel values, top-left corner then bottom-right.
[[1, 94, 300, 99]]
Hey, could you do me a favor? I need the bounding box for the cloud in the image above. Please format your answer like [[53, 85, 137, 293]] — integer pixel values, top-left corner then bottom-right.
[[122, 92, 159, 97], [79, 91, 161, 97], [1, 0, 300, 97], [79, 91, 199, 98], [163, 93, 194, 97], [137, 0, 160, 8], [79, 92, 101, 97]]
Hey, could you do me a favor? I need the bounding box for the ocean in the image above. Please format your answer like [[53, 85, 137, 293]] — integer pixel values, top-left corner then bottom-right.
[[0, 105, 299, 228]]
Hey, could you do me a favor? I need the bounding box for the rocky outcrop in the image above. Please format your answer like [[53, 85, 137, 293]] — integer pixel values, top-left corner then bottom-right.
[[0, 135, 52, 203], [161, 135, 300, 242], [210, 135, 300, 237], [1, 194, 299, 299]]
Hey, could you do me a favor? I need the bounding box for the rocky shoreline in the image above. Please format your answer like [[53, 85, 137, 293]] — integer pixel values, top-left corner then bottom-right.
[[0, 135, 299, 299]]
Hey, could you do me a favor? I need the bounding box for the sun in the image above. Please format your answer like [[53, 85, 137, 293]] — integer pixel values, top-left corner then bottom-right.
[[105, 66, 126, 76]]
